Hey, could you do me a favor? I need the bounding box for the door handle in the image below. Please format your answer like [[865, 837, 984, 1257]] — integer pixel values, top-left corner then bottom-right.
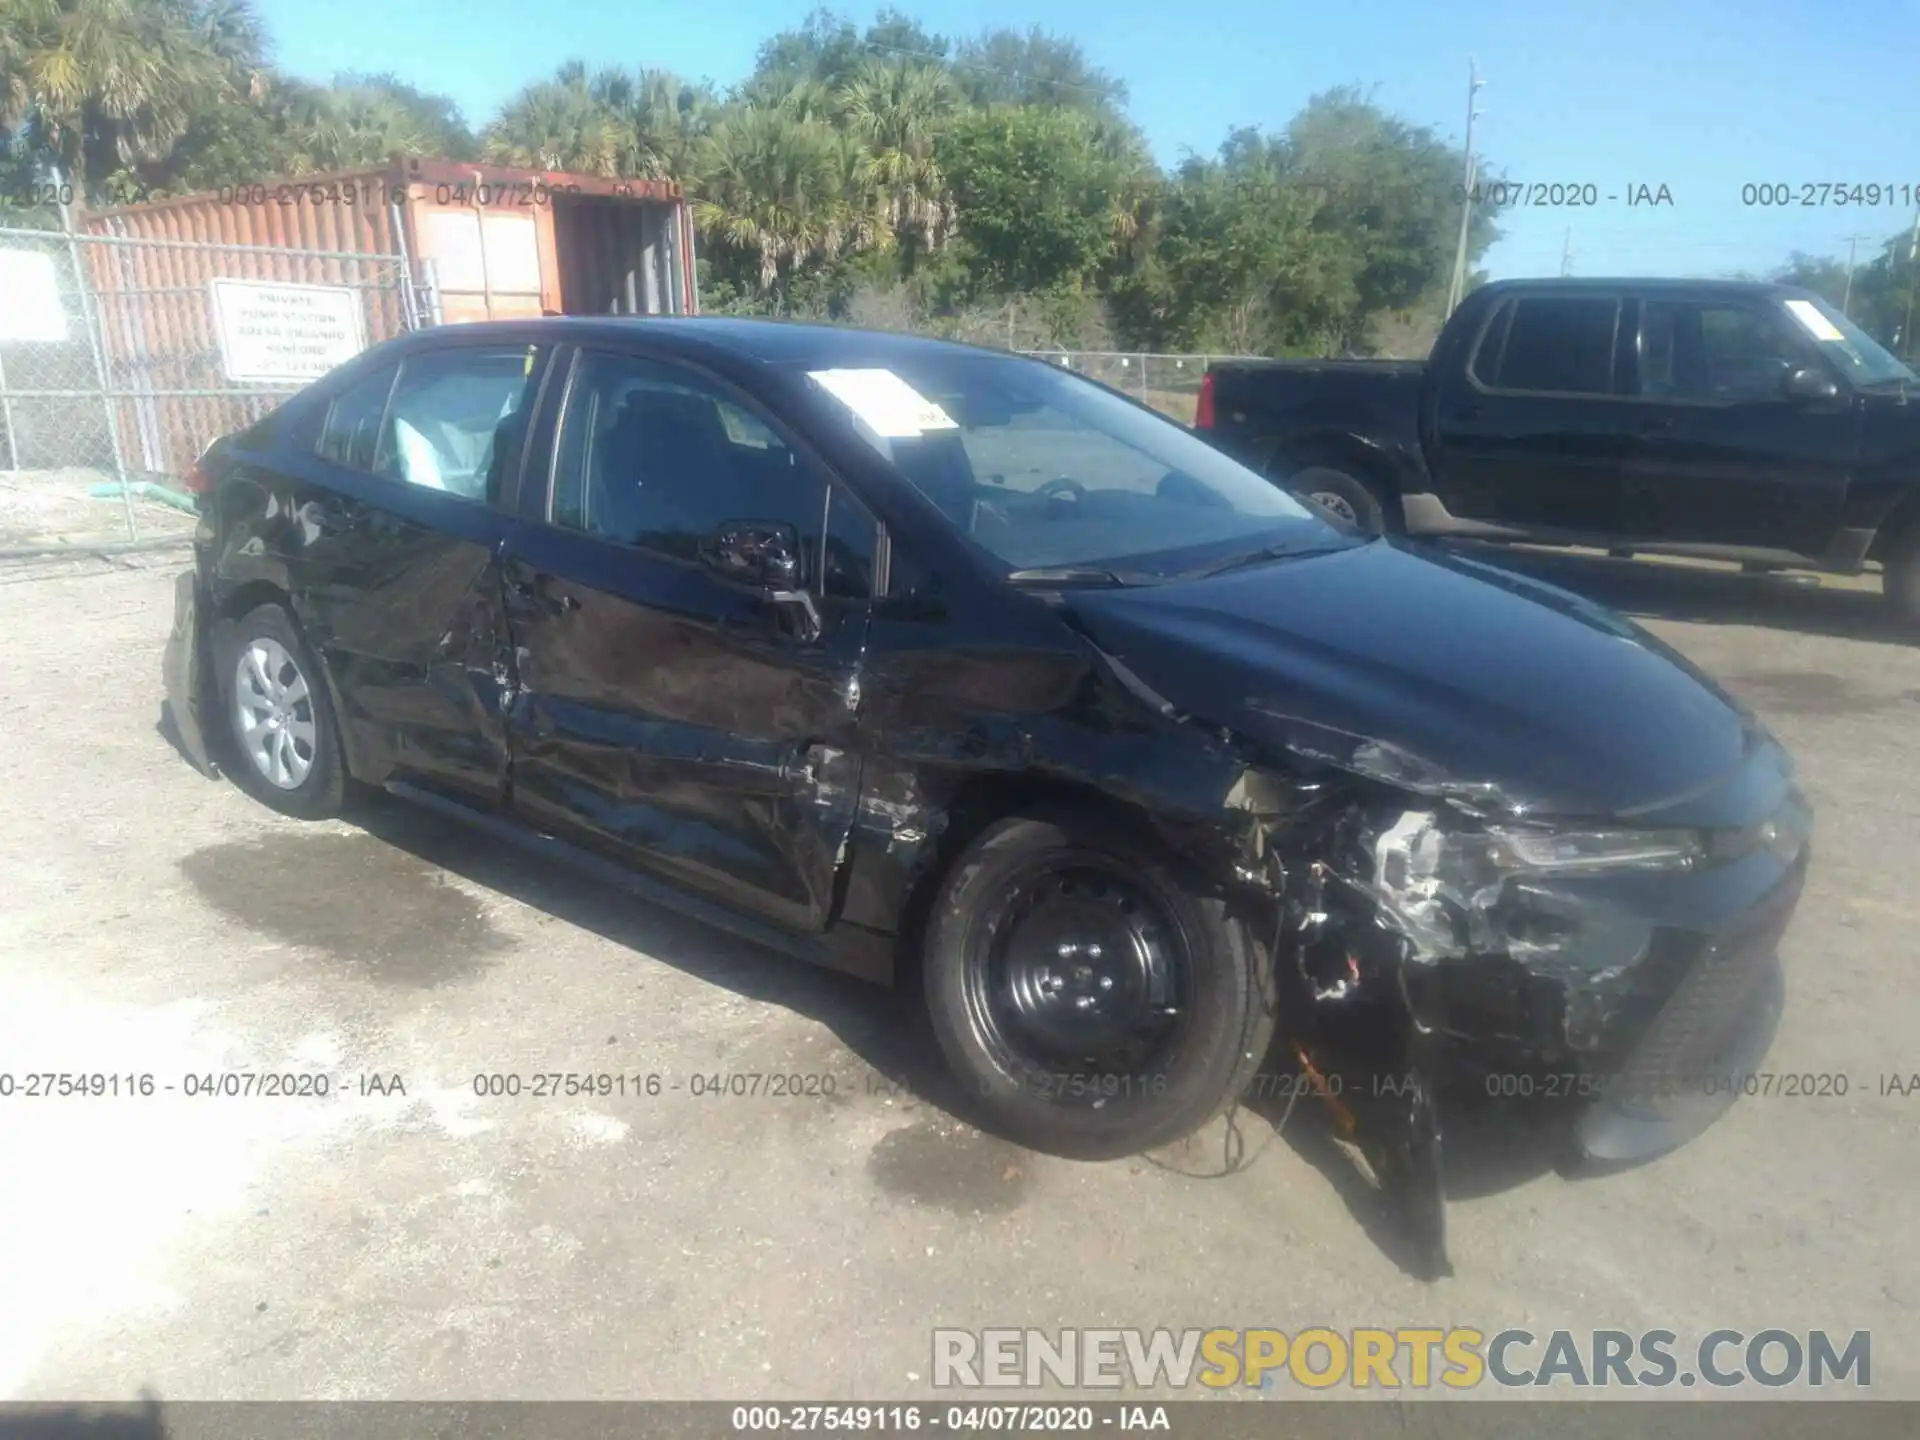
[[1638, 415, 1673, 433]]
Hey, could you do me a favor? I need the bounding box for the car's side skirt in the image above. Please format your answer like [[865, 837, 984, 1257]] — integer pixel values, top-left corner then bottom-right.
[[386, 780, 897, 986]]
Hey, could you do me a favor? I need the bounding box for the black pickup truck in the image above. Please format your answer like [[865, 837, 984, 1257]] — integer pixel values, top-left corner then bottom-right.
[[1195, 277, 1920, 622]]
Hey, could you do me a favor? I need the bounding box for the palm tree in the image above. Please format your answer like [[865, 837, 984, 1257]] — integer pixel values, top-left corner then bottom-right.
[[0, 0, 236, 194], [487, 62, 719, 181], [484, 62, 625, 175], [290, 83, 435, 171], [837, 57, 957, 273], [187, 0, 265, 91], [691, 104, 855, 303], [629, 67, 713, 181], [1086, 113, 1156, 258]]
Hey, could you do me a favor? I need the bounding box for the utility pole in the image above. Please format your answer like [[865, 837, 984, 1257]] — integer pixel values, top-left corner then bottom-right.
[[1444, 57, 1484, 317], [1841, 233, 1872, 317], [1903, 205, 1919, 359], [1559, 227, 1573, 277]]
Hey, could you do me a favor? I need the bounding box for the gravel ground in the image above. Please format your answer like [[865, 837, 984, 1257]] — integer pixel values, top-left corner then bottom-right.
[[0, 470, 197, 549], [0, 544, 1916, 1406]]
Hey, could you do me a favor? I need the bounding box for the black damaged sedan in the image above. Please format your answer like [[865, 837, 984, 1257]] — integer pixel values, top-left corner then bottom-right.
[[164, 318, 1811, 1275]]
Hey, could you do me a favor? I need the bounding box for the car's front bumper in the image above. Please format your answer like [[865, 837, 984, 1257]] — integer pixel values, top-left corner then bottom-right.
[[162, 566, 217, 778], [1572, 852, 1803, 1165]]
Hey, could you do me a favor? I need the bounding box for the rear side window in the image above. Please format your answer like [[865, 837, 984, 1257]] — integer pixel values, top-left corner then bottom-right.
[[315, 363, 398, 471], [1481, 297, 1620, 395], [374, 346, 550, 504]]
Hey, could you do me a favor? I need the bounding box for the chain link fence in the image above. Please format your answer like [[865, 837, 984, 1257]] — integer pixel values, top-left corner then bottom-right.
[[1019, 351, 1256, 425], [0, 219, 426, 555]]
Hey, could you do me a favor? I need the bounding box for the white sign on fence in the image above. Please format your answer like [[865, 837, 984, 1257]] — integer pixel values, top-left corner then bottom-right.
[[210, 279, 366, 383], [0, 248, 69, 342]]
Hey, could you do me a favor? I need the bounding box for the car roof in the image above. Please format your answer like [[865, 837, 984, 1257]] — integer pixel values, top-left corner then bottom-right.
[[1475, 277, 1815, 301], [389, 315, 1030, 369]]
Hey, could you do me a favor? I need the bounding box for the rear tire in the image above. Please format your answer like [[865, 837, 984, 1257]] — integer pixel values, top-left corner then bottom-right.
[[1283, 464, 1396, 535], [216, 602, 347, 820], [1883, 526, 1920, 629], [922, 808, 1276, 1160]]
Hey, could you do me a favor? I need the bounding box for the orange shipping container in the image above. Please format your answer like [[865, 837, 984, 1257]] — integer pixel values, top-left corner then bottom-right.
[[77, 157, 699, 475]]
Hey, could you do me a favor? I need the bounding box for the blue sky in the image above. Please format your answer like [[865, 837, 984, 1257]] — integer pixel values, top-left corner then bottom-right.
[[255, 0, 1919, 282]]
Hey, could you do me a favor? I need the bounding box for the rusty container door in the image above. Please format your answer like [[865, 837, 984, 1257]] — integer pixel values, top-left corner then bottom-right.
[[549, 194, 695, 316]]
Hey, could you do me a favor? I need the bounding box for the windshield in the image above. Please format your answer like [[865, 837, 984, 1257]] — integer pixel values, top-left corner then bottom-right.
[[1781, 295, 1916, 387], [803, 352, 1348, 577]]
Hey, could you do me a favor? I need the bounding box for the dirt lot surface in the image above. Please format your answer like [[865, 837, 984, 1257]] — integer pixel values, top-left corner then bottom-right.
[[2, 543, 1916, 1404]]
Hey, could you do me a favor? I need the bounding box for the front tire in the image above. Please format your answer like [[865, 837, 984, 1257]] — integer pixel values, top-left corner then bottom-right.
[[923, 809, 1276, 1160], [217, 602, 346, 819]]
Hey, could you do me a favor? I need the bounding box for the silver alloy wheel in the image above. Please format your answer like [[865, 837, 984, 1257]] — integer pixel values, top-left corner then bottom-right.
[[1308, 490, 1359, 523], [232, 636, 317, 790]]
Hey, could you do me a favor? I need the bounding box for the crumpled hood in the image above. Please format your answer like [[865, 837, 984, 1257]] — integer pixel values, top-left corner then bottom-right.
[[1062, 539, 1756, 819]]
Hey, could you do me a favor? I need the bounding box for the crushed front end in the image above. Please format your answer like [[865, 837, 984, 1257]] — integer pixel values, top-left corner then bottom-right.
[[1224, 723, 1812, 1280]]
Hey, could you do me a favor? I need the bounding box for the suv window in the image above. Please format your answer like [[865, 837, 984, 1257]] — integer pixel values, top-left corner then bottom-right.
[[315, 363, 398, 472], [1640, 301, 1809, 403], [550, 351, 831, 579], [374, 346, 549, 503], [1483, 297, 1619, 395]]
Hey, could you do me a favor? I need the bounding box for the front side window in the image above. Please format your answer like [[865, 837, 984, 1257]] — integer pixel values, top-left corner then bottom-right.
[[549, 351, 830, 575], [1640, 301, 1809, 403], [798, 353, 1335, 578], [374, 346, 548, 503]]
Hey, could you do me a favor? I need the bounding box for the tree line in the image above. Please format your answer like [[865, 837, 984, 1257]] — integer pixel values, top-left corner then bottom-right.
[[3, 0, 1913, 359]]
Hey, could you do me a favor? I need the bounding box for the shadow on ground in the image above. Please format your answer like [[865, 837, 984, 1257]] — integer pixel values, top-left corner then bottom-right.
[[340, 789, 976, 1115], [0, 1397, 166, 1439], [157, 762, 1597, 1281], [1148, 1044, 1592, 1281], [1444, 541, 1915, 647]]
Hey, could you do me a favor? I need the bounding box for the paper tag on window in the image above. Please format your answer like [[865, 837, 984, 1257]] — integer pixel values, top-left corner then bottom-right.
[[1784, 299, 1846, 343], [808, 368, 958, 437]]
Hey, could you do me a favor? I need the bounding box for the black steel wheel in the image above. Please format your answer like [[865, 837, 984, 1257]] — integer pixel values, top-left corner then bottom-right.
[[965, 861, 1195, 1092], [924, 808, 1275, 1159]]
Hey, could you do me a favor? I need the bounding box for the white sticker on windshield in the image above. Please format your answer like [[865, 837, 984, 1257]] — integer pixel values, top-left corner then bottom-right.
[[1784, 299, 1847, 343], [808, 368, 958, 437]]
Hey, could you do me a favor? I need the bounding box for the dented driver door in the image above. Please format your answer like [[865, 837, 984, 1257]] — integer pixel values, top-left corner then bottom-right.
[[499, 346, 873, 935]]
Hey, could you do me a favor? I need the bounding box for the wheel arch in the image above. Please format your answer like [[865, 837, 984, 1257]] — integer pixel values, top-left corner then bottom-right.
[[883, 766, 1249, 987], [1262, 433, 1403, 524], [210, 580, 366, 783], [1865, 485, 1920, 563]]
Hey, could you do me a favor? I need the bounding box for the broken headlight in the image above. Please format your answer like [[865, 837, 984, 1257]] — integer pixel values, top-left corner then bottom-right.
[[1483, 826, 1703, 875], [1370, 813, 1699, 962]]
